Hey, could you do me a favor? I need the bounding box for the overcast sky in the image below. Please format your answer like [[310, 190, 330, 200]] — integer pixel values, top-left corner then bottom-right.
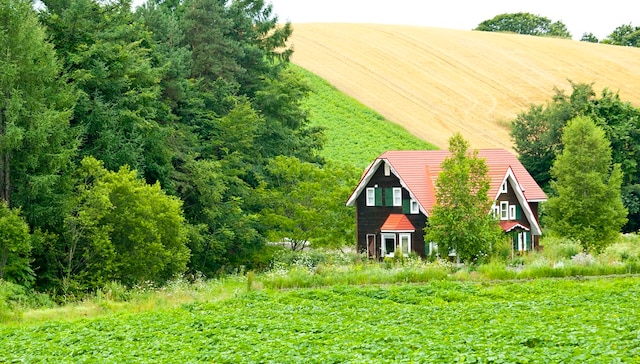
[[268, 0, 640, 40]]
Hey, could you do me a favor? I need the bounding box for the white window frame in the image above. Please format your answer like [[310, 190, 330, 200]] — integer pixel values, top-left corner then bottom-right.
[[393, 187, 402, 207], [500, 201, 509, 220], [410, 199, 419, 214], [381, 233, 396, 257], [384, 163, 391, 176], [491, 203, 499, 218], [509, 205, 517, 220], [500, 181, 508, 194], [399, 233, 411, 256], [366, 187, 375, 206]]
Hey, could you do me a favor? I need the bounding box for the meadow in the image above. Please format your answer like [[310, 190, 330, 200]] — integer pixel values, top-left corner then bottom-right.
[[1, 275, 639, 363], [2, 235, 640, 362]]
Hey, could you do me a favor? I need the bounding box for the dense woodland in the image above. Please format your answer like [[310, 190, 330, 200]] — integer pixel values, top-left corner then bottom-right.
[[0, 0, 359, 294], [3, 0, 640, 298]]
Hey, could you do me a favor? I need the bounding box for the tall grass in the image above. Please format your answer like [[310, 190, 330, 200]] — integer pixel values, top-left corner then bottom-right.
[[295, 65, 437, 168]]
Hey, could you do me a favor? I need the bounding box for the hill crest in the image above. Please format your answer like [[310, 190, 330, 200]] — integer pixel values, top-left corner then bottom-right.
[[288, 23, 640, 151]]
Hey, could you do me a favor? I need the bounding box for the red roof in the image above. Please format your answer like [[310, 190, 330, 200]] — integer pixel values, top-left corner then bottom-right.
[[370, 149, 546, 214], [380, 214, 416, 232], [499, 221, 530, 233]]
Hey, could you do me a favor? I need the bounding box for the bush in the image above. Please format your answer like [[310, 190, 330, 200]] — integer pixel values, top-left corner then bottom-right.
[[540, 236, 581, 260]]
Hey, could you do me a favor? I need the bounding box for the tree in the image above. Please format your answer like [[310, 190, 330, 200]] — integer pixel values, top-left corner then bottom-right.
[[0, 202, 33, 286], [602, 24, 640, 47], [61, 157, 190, 290], [261, 156, 358, 251], [40, 0, 172, 187], [0, 0, 78, 229], [510, 82, 640, 231], [424, 133, 503, 263], [545, 116, 627, 253], [475, 12, 571, 38], [581, 32, 599, 43]]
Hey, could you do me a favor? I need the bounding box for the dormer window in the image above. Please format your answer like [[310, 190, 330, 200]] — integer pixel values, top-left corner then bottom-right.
[[500, 180, 508, 194]]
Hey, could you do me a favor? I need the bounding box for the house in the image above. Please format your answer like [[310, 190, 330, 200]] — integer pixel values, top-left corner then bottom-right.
[[345, 149, 547, 259]]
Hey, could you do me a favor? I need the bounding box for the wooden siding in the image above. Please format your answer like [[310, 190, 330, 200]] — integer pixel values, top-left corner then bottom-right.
[[355, 164, 427, 256]]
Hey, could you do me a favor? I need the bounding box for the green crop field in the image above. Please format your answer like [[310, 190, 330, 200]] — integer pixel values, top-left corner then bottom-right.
[[2, 276, 639, 363], [298, 65, 437, 169]]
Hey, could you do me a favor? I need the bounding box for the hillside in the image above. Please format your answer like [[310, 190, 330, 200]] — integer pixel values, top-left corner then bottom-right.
[[288, 23, 640, 151]]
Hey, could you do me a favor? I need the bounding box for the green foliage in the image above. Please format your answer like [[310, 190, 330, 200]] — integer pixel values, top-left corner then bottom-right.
[[510, 82, 640, 231], [40, 0, 171, 186], [0, 0, 78, 230], [475, 12, 571, 38], [2, 277, 640, 362], [0, 203, 33, 286], [296, 66, 437, 168], [580, 32, 599, 43], [262, 156, 359, 250], [545, 117, 627, 253], [61, 157, 190, 290], [425, 133, 503, 263], [602, 23, 640, 47]]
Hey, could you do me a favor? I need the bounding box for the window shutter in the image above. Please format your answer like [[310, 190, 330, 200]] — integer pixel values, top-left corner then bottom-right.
[[516, 205, 522, 219], [525, 232, 531, 251], [385, 188, 393, 206], [375, 188, 382, 206], [402, 199, 410, 214]]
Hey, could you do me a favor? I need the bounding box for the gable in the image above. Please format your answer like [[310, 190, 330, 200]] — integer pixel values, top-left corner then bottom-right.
[[347, 149, 546, 232]]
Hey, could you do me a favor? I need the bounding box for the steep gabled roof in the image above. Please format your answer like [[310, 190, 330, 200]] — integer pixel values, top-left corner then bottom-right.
[[346, 149, 546, 219]]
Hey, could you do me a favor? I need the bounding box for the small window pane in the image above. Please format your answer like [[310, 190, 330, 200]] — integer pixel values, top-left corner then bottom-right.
[[366, 188, 375, 206], [500, 202, 509, 220], [410, 199, 419, 214], [393, 187, 402, 207]]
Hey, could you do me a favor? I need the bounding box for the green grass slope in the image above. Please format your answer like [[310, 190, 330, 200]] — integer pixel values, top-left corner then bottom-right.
[[297, 65, 437, 169]]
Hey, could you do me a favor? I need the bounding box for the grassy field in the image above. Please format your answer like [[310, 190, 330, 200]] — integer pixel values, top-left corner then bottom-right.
[[2, 276, 639, 363], [297, 65, 436, 168], [289, 23, 640, 150]]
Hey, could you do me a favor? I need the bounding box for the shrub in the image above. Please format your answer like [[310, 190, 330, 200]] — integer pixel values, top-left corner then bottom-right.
[[540, 236, 581, 260]]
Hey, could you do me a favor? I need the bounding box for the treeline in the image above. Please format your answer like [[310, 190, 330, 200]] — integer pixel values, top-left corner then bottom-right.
[[0, 0, 357, 295], [511, 82, 640, 233], [475, 12, 640, 45]]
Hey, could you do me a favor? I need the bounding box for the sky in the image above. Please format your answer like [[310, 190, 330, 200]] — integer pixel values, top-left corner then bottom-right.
[[267, 0, 640, 41]]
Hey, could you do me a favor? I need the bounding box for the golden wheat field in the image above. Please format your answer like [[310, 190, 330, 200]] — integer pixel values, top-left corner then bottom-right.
[[288, 23, 640, 150]]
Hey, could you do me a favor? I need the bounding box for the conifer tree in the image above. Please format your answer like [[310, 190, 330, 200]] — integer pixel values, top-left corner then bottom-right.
[[545, 116, 627, 252]]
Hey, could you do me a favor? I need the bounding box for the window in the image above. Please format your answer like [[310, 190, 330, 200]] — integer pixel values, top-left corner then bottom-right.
[[384, 163, 390, 176], [399, 233, 411, 255], [410, 199, 419, 214], [381, 233, 396, 256], [393, 187, 402, 207], [366, 187, 375, 206], [491, 204, 499, 218], [513, 232, 531, 251], [500, 201, 509, 220], [500, 180, 508, 194], [509, 205, 517, 220]]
